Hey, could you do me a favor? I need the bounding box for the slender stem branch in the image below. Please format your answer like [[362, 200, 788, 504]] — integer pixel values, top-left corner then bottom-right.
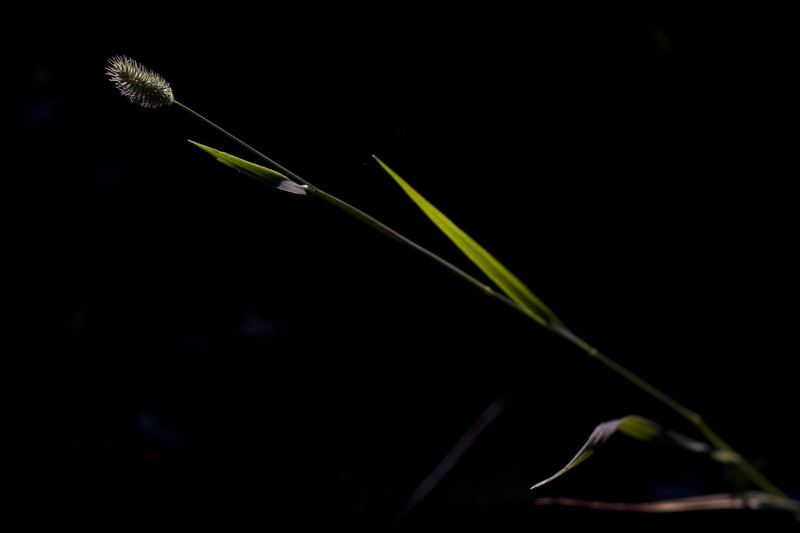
[[173, 100, 312, 187], [592, 348, 700, 423], [173, 100, 794, 516], [312, 189, 553, 324]]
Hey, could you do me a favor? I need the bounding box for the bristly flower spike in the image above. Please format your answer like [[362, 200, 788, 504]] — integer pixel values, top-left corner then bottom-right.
[[106, 56, 174, 109], [105, 55, 313, 189], [102, 55, 540, 312]]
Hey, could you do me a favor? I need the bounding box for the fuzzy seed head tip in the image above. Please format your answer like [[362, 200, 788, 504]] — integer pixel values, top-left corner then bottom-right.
[[106, 56, 174, 109]]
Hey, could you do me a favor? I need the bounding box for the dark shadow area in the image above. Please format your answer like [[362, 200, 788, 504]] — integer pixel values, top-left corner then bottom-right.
[[6, 4, 797, 530]]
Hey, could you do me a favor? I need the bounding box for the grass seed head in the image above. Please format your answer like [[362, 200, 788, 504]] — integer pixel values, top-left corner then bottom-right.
[[106, 55, 174, 109]]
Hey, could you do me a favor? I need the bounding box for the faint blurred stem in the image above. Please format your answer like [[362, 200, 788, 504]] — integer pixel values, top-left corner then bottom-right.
[[170, 98, 795, 521], [395, 396, 508, 522]]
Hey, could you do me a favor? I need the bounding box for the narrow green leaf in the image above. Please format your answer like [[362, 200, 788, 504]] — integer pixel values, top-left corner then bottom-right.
[[190, 141, 307, 195], [618, 415, 661, 441], [373, 156, 561, 327]]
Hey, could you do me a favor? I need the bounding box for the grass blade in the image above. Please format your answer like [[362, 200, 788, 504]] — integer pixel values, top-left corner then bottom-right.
[[531, 415, 728, 490], [531, 417, 636, 490], [190, 141, 307, 195], [373, 156, 561, 327]]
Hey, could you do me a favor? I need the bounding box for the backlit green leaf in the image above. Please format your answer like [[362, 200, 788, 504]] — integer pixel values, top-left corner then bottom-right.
[[190, 141, 307, 195], [618, 415, 661, 441], [373, 156, 561, 327]]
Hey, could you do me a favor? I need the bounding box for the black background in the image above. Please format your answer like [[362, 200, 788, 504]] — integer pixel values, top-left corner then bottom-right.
[[6, 3, 798, 530]]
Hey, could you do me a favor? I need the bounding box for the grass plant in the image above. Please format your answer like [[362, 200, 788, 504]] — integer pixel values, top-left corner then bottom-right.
[[106, 55, 799, 523]]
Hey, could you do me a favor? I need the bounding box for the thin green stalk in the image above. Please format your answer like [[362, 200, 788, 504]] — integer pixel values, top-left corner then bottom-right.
[[173, 101, 792, 515], [313, 189, 507, 299], [552, 325, 795, 518], [543, 312, 795, 519], [531, 317, 788, 502], [570, 336, 789, 502]]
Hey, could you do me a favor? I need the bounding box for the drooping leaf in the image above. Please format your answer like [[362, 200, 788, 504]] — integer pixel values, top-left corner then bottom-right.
[[373, 156, 561, 327], [190, 141, 307, 195], [531, 417, 637, 490], [531, 415, 726, 490]]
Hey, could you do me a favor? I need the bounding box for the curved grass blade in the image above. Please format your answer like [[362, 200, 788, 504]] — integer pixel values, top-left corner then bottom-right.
[[190, 141, 307, 195], [531, 415, 728, 490], [531, 417, 636, 490], [373, 156, 561, 327]]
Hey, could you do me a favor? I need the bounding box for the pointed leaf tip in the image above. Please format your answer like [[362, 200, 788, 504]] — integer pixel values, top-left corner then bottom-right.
[[530, 418, 625, 490], [190, 141, 307, 196], [374, 157, 561, 327], [530, 415, 726, 490]]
